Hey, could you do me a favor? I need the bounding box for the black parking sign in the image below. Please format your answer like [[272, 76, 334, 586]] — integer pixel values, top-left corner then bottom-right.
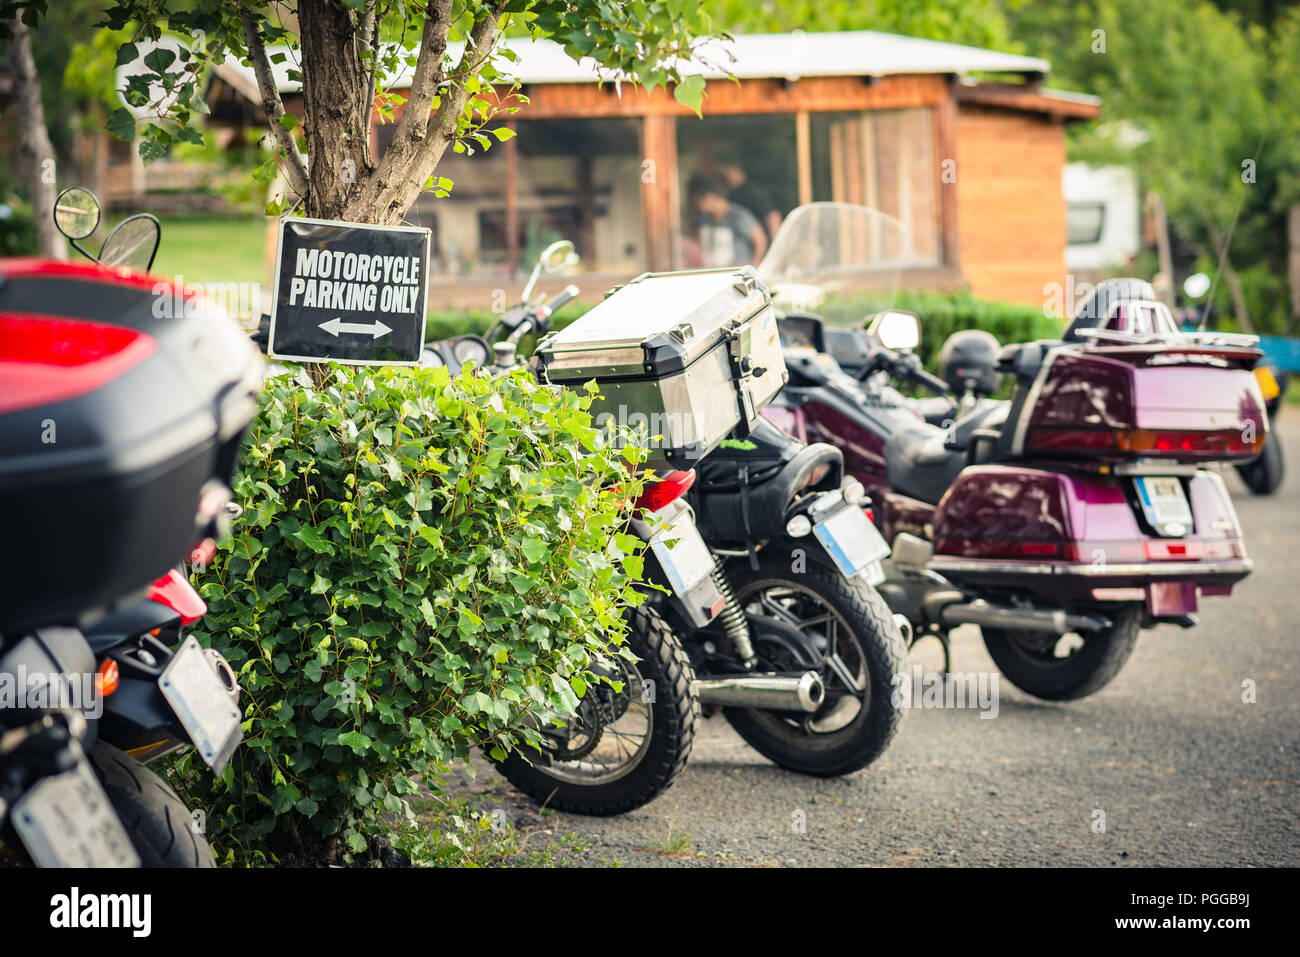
[[268, 218, 431, 365]]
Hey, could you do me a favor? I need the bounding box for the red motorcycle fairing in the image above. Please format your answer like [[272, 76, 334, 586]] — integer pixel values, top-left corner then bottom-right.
[[146, 569, 207, 626], [926, 465, 1251, 614]]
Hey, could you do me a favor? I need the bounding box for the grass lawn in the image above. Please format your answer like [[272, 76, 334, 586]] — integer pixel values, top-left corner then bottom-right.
[[147, 216, 269, 288]]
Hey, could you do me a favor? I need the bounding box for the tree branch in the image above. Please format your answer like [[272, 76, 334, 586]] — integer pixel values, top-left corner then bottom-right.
[[359, 1, 381, 168], [241, 10, 310, 199], [381, 0, 454, 160]]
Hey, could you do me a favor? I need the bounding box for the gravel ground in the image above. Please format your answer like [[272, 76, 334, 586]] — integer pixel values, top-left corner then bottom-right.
[[445, 418, 1300, 867]]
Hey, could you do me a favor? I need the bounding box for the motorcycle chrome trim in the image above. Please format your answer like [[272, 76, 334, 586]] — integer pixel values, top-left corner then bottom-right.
[[695, 671, 825, 713], [938, 601, 1111, 634], [1110, 461, 1202, 477], [927, 558, 1253, 579]]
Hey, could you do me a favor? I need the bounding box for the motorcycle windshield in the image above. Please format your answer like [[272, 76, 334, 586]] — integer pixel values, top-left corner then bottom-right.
[[757, 202, 906, 319]]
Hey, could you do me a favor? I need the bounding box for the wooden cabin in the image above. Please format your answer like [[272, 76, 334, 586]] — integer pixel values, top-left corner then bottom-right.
[[205, 30, 1100, 308]]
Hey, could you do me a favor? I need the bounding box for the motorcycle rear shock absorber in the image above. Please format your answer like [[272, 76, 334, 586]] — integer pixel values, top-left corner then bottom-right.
[[710, 554, 757, 669]]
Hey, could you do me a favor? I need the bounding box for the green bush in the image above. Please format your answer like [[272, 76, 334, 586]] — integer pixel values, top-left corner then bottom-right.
[[422, 289, 1061, 372], [176, 363, 646, 866], [811, 289, 1063, 367], [0, 201, 37, 257]]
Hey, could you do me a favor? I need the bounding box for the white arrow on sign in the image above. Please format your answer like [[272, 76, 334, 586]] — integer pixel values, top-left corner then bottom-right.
[[318, 316, 393, 339]]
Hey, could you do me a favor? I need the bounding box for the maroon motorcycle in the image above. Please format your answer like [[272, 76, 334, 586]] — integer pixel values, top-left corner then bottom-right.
[[758, 205, 1264, 700]]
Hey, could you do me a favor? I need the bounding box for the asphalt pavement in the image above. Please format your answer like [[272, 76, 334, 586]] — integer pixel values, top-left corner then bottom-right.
[[452, 418, 1300, 867]]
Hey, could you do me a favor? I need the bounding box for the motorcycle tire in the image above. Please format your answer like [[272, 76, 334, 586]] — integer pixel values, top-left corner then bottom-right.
[[493, 604, 697, 816], [981, 605, 1142, 701], [722, 555, 908, 778], [88, 742, 216, 868], [1234, 429, 1284, 495]]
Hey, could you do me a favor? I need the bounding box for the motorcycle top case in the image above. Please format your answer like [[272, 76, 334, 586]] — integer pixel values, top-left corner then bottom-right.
[[533, 266, 788, 471], [0, 260, 263, 632]]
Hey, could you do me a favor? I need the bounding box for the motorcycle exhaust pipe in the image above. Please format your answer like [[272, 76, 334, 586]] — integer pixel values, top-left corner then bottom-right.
[[939, 601, 1112, 634], [695, 671, 825, 713]]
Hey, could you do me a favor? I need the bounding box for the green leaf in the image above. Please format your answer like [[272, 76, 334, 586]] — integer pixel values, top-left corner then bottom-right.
[[105, 107, 136, 142], [142, 47, 176, 73], [673, 75, 707, 115], [278, 112, 299, 131], [337, 731, 372, 753]]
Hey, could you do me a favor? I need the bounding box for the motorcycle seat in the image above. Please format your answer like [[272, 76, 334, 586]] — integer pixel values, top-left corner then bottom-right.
[[943, 401, 1010, 453], [884, 423, 969, 506], [913, 395, 957, 427]]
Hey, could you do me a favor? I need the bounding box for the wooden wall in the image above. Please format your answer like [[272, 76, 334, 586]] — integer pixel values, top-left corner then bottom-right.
[[954, 103, 1069, 309]]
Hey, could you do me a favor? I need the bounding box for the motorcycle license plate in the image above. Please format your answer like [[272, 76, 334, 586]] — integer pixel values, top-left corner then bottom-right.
[[1134, 476, 1193, 533], [159, 636, 242, 775], [11, 760, 140, 868], [649, 511, 715, 597], [814, 505, 892, 579]]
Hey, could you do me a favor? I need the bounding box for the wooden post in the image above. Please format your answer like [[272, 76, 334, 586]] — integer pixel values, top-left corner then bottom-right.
[[935, 88, 960, 269], [796, 110, 812, 206], [640, 114, 677, 271], [1146, 191, 1176, 309]]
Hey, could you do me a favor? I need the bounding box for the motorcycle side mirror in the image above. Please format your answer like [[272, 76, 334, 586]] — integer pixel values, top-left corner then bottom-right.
[[520, 240, 579, 304], [540, 239, 579, 273], [53, 186, 101, 240], [1183, 272, 1211, 300], [98, 213, 162, 273], [866, 310, 920, 351]]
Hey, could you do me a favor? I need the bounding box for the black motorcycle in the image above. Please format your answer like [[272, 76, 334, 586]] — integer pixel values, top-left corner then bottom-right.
[[467, 249, 907, 792], [0, 187, 260, 867]]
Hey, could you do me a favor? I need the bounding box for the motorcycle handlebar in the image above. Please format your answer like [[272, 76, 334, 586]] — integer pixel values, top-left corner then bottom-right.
[[911, 366, 950, 395]]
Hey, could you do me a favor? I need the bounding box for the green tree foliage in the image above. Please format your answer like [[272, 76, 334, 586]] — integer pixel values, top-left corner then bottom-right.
[[712, 0, 1019, 51], [172, 364, 647, 865]]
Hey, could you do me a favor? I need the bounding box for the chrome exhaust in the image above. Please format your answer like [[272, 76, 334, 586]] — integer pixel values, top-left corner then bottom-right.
[[695, 671, 825, 712], [939, 601, 1112, 634]]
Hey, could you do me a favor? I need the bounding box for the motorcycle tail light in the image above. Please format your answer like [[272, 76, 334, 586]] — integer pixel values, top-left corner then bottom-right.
[[1143, 540, 1205, 560], [1115, 428, 1263, 456], [634, 469, 697, 512], [1026, 428, 1117, 452]]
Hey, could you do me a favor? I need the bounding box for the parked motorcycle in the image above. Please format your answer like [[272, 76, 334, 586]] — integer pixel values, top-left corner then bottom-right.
[[0, 186, 261, 865], [760, 206, 1261, 700], [465, 247, 906, 804]]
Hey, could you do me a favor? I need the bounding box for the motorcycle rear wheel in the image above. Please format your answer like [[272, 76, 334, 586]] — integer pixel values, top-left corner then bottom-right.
[[1235, 429, 1284, 495], [493, 604, 697, 816], [721, 555, 908, 777], [88, 742, 216, 868], [981, 605, 1142, 701]]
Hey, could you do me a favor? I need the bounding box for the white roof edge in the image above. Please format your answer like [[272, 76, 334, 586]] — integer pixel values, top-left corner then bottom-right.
[[215, 30, 1051, 98]]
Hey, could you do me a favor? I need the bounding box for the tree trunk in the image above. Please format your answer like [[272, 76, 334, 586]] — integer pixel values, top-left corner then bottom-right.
[[298, 0, 371, 219], [8, 15, 64, 259], [1206, 221, 1255, 334]]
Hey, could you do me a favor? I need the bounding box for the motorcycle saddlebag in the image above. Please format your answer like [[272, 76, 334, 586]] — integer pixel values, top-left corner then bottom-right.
[[533, 266, 788, 471], [0, 260, 263, 632]]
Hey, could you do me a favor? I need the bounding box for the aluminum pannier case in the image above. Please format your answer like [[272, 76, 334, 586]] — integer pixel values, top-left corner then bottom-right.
[[533, 266, 787, 471]]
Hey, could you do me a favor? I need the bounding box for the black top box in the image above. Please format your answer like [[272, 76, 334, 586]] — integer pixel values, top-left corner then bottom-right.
[[0, 261, 263, 632]]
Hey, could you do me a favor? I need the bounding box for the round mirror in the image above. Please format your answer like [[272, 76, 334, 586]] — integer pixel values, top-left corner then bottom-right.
[[867, 310, 921, 351], [1183, 272, 1211, 299], [540, 240, 579, 273], [53, 187, 101, 240]]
